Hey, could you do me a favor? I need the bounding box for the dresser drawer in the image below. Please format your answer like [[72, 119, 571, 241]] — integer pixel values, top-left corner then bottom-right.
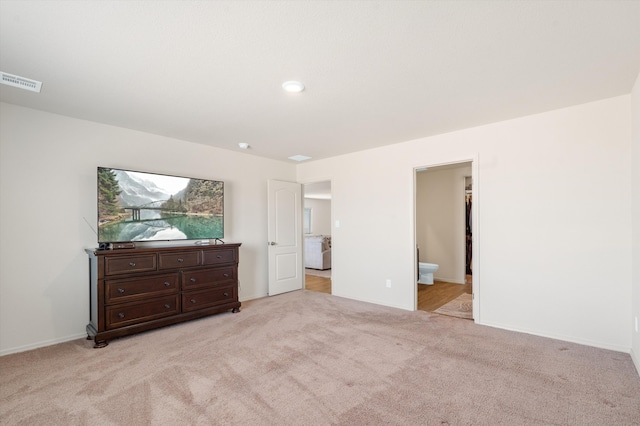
[[105, 274, 178, 304], [202, 249, 236, 266], [182, 266, 236, 290], [158, 251, 200, 270], [105, 254, 157, 276], [182, 285, 235, 312], [105, 295, 179, 330]]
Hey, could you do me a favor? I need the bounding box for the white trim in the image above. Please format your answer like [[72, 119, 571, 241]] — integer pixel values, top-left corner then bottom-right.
[[300, 178, 333, 294], [433, 277, 466, 285], [332, 291, 413, 312], [479, 320, 631, 354], [471, 154, 480, 323], [413, 154, 479, 322], [0, 332, 86, 356], [631, 347, 640, 376]]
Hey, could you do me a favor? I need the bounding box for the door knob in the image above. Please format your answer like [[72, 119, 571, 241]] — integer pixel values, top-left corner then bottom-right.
[[268, 241, 277, 246]]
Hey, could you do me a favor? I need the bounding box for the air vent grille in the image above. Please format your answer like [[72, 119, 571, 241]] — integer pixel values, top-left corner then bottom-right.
[[1, 71, 42, 93]]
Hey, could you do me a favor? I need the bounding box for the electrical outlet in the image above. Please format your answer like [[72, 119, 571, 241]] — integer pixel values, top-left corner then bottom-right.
[[386, 279, 392, 288]]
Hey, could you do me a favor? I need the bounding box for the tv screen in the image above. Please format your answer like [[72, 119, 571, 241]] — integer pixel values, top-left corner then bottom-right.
[[97, 167, 224, 243]]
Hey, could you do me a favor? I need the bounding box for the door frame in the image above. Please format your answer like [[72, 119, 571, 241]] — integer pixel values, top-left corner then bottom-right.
[[413, 155, 479, 321], [301, 178, 333, 292]]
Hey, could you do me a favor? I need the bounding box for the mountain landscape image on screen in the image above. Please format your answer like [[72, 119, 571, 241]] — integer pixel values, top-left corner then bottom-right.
[[97, 167, 224, 242]]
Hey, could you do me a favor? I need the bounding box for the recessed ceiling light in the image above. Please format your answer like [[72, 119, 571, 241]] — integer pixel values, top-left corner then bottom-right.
[[288, 155, 312, 162], [282, 81, 305, 93], [238, 142, 250, 149]]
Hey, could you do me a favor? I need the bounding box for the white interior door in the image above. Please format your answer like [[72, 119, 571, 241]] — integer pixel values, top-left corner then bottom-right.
[[267, 179, 303, 296]]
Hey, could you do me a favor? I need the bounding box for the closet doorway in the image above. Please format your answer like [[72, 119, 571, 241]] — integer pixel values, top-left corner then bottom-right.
[[415, 161, 475, 319], [302, 181, 332, 295]]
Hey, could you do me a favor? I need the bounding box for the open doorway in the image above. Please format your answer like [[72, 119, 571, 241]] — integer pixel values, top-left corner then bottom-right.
[[302, 181, 332, 294], [415, 162, 474, 319]]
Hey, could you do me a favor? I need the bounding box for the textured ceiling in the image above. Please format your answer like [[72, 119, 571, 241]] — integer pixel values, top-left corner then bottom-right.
[[1, 1, 639, 163]]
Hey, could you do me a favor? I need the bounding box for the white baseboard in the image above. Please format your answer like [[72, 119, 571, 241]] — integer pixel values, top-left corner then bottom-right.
[[478, 319, 630, 354], [631, 347, 640, 377], [434, 276, 465, 285], [239, 291, 268, 302], [331, 290, 413, 311], [0, 332, 87, 357]]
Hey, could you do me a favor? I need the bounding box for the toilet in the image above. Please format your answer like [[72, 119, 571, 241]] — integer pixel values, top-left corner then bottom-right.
[[418, 262, 439, 285]]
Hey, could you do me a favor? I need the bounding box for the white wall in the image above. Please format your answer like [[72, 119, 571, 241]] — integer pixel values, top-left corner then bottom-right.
[[298, 95, 632, 352], [303, 198, 331, 236], [2, 90, 636, 358], [416, 164, 471, 284], [0, 102, 295, 355], [632, 72, 640, 373]]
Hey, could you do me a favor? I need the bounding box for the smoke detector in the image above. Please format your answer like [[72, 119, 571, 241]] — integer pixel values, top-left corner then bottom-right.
[[1, 71, 42, 93]]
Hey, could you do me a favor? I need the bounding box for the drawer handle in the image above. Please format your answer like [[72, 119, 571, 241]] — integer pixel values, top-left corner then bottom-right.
[[129, 262, 136, 267], [177, 258, 184, 263], [164, 281, 171, 287], [118, 313, 125, 319], [216, 255, 222, 259], [164, 304, 171, 309], [190, 299, 197, 304], [223, 292, 229, 297], [190, 278, 196, 282], [223, 273, 229, 277], [117, 288, 125, 294]]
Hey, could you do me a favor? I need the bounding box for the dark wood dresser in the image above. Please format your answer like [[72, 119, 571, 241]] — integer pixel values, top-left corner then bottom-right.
[[85, 243, 241, 347]]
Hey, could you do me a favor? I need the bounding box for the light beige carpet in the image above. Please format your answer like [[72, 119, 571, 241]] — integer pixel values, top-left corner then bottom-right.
[[1, 290, 639, 425], [434, 292, 473, 320]]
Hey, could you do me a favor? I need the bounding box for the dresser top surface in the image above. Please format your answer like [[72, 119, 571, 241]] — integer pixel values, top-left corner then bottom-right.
[[85, 242, 241, 257]]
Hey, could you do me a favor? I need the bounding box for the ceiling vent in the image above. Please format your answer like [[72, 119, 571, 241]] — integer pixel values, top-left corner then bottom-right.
[[1, 71, 42, 93], [288, 155, 312, 162]]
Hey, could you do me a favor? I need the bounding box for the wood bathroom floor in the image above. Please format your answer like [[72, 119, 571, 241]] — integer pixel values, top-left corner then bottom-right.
[[305, 273, 472, 314], [305, 274, 332, 294], [418, 275, 472, 312]]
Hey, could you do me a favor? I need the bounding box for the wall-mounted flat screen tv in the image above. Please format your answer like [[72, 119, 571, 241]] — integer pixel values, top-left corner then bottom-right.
[[97, 167, 224, 243]]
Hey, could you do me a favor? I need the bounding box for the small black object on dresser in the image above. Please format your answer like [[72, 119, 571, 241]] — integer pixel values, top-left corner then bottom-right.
[[85, 243, 241, 348]]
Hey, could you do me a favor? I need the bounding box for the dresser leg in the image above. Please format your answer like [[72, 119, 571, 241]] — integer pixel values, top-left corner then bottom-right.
[[232, 307, 240, 313], [93, 339, 108, 349]]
